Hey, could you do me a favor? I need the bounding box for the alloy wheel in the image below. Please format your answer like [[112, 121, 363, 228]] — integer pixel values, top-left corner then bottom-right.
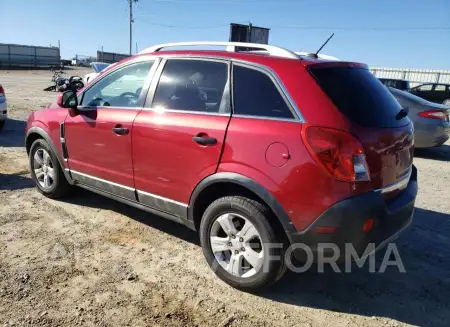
[[33, 148, 55, 189], [210, 213, 264, 278]]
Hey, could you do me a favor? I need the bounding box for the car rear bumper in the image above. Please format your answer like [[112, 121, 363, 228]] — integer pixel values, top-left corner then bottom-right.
[[289, 165, 418, 261]]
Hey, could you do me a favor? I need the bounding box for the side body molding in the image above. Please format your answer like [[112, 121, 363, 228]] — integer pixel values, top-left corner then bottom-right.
[[188, 172, 297, 241], [26, 126, 75, 185]]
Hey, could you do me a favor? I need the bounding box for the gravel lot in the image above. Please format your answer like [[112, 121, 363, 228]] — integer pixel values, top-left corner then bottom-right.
[[0, 68, 449, 327]]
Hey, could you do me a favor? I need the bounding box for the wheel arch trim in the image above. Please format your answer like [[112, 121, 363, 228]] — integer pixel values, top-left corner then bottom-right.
[[26, 126, 74, 185], [188, 172, 297, 241]]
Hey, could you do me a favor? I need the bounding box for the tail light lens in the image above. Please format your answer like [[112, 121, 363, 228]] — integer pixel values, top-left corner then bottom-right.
[[302, 126, 371, 182], [0, 86, 4, 97], [418, 110, 448, 120]]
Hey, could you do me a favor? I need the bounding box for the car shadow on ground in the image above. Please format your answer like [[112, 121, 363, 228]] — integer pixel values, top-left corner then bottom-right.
[[62, 188, 200, 246], [261, 207, 450, 327], [60, 188, 450, 326], [415, 144, 450, 162], [0, 118, 27, 147], [0, 172, 34, 191]]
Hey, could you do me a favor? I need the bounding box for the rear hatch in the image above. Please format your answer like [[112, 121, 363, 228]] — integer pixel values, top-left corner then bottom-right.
[[309, 65, 414, 190]]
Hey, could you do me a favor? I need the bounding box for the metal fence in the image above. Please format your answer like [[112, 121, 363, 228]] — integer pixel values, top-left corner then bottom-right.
[[370, 67, 450, 87], [0, 43, 60, 68], [97, 51, 130, 64]]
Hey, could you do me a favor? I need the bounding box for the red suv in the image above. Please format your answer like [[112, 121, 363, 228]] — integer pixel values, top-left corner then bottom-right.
[[25, 42, 417, 291]]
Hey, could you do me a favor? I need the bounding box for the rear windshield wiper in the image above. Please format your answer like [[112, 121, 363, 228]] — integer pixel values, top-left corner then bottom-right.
[[396, 108, 409, 120]]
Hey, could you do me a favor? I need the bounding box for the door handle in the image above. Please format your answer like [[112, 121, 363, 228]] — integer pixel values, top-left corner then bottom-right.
[[112, 125, 129, 135], [192, 135, 217, 146]]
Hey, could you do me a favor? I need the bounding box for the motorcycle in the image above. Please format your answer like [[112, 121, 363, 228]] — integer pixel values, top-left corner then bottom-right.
[[43, 69, 85, 92]]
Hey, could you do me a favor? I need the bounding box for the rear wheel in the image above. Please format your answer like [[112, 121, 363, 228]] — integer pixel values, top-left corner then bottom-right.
[[29, 139, 72, 198], [199, 196, 287, 292]]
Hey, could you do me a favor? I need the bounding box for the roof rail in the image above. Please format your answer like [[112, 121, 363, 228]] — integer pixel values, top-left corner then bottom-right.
[[138, 41, 299, 60]]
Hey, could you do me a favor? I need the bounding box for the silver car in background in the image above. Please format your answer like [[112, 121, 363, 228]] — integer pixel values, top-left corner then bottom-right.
[[390, 87, 450, 148], [0, 84, 7, 132]]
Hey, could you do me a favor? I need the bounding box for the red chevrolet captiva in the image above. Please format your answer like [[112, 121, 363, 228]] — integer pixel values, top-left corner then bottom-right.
[[25, 42, 417, 291]]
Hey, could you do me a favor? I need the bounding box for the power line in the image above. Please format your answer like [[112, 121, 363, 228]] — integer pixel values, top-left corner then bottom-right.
[[136, 19, 232, 29], [152, 0, 345, 3], [274, 26, 450, 31], [135, 20, 450, 31]]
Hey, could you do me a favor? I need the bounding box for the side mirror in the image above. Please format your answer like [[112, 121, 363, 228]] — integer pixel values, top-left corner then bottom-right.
[[57, 90, 78, 108]]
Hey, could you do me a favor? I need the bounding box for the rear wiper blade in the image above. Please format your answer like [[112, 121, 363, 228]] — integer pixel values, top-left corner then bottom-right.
[[396, 108, 409, 120]]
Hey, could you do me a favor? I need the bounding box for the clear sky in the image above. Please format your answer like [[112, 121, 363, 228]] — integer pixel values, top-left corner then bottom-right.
[[1, 0, 449, 69]]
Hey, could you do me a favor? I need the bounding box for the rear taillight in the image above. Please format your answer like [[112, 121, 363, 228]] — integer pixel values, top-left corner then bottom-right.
[[0, 86, 4, 97], [418, 110, 447, 120], [302, 126, 371, 182]]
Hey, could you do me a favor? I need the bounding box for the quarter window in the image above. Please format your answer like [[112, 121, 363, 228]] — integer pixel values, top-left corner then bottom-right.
[[434, 85, 446, 92], [232, 65, 294, 119], [81, 61, 154, 108], [152, 60, 229, 113], [417, 84, 432, 91]]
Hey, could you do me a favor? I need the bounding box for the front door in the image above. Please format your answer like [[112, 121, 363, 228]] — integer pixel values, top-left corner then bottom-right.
[[132, 58, 231, 216], [411, 84, 434, 102], [64, 59, 156, 199]]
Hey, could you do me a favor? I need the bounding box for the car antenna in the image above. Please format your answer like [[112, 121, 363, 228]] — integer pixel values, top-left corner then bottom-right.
[[314, 33, 335, 57]]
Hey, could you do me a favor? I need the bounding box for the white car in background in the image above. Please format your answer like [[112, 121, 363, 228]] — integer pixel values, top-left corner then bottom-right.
[[84, 62, 111, 85], [0, 84, 7, 132]]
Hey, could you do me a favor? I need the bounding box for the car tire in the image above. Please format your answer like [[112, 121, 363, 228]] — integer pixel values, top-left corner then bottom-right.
[[443, 99, 450, 106], [199, 196, 287, 292], [0, 121, 5, 132], [29, 138, 72, 198]]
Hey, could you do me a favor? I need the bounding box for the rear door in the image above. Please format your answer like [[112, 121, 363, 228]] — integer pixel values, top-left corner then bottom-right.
[[132, 58, 231, 216], [310, 66, 414, 189], [432, 84, 449, 104]]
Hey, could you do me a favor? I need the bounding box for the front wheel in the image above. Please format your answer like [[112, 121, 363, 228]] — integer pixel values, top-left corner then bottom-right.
[[199, 196, 287, 292], [29, 139, 72, 198]]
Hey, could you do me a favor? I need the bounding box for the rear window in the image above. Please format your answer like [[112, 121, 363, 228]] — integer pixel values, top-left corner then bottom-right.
[[310, 67, 410, 128]]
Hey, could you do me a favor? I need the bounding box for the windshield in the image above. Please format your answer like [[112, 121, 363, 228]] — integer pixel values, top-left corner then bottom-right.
[[310, 67, 410, 128]]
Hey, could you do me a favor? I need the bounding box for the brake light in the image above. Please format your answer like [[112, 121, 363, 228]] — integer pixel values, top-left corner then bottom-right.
[[0, 86, 4, 97], [302, 126, 371, 182], [418, 110, 447, 120]]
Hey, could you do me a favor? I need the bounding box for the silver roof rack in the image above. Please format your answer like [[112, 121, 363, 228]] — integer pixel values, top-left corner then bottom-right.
[[139, 41, 300, 60]]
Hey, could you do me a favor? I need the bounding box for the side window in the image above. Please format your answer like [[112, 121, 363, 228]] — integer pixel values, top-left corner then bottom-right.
[[434, 85, 446, 92], [81, 61, 153, 108], [418, 84, 432, 92], [233, 65, 294, 119], [152, 60, 228, 113]]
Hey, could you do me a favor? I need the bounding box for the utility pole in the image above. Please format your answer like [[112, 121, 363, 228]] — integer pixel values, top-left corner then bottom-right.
[[129, 0, 138, 55]]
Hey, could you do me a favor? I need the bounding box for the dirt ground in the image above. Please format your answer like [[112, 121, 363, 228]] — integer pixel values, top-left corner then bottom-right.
[[0, 68, 449, 327]]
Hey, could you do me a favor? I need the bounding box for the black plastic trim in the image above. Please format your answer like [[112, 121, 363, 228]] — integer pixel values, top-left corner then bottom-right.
[[60, 122, 65, 138], [136, 190, 188, 219], [188, 172, 297, 241], [290, 165, 418, 260], [77, 183, 195, 230], [26, 126, 74, 185], [61, 142, 69, 159]]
